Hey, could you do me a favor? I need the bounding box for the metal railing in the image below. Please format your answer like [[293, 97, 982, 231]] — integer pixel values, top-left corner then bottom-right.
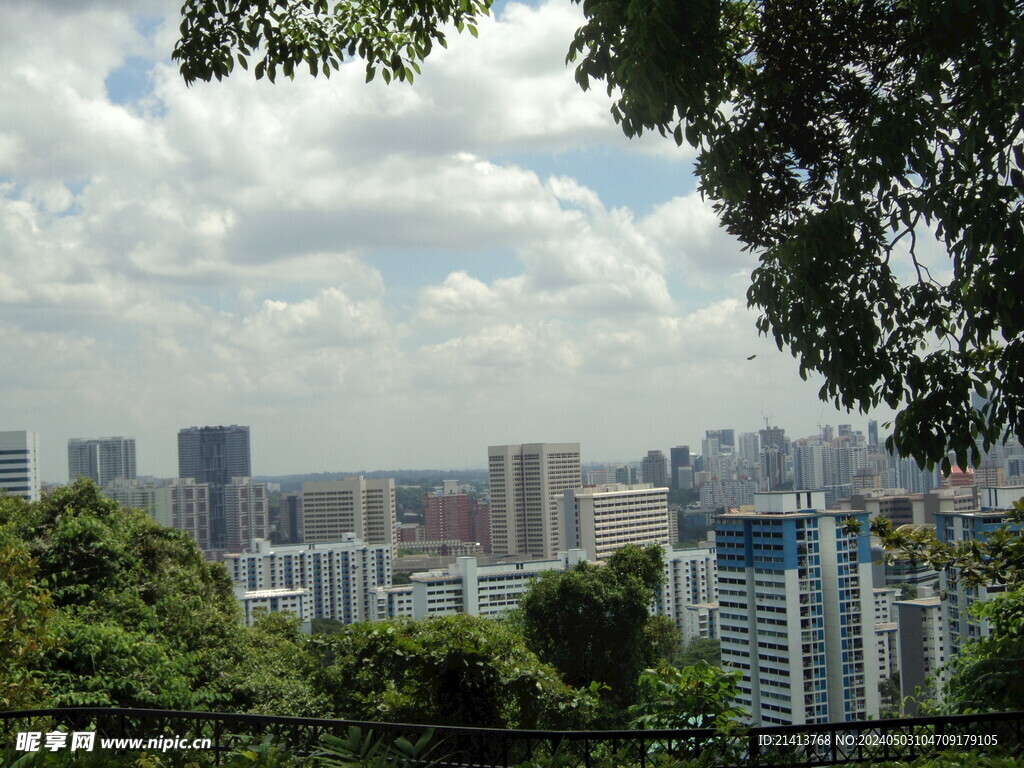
[[1, 707, 1022, 767]]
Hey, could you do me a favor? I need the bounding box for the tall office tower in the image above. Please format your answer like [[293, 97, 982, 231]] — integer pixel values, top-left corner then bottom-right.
[[938, 486, 1024, 659], [613, 464, 635, 484], [670, 445, 691, 490], [760, 425, 786, 453], [641, 449, 669, 488], [177, 425, 251, 549], [706, 429, 735, 449], [761, 448, 786, 491], [738, 433, 760, 467], [224, 477, 268, 552], [0, 430, 40, 502], [228, 536, 391, 625], [867, 420, 880, 448], [67, 437, 136, 486], [424, 480, 471, 541], [793, 440, 826, 490], [561, 483, 669, 560], [716, 491, 879, 725], [488, 443, 581, 558], [302, 477, 397, 552]]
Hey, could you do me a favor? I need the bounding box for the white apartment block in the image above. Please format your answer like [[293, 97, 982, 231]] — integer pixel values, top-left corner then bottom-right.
[[0, 430, 39, 502], [374, 549, 588, 620], [938, 486, 1024, 658], [656, 544, 719, 646], [488, 443, 581, 559], [560, 483, 669, 561], [105, 477, 213, 553], [227, 536, 391, 625], [302, 477, 397, 552], [716, 491, 880, 726]]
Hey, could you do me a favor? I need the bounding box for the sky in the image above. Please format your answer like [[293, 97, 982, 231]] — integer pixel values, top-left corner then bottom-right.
[[1, 0, 908, 482]]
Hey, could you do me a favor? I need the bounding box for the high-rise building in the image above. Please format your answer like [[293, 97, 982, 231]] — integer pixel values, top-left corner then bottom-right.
[[716, 491, 879, 725], [228, 535, 391, 625], [274, 492, 304, 544], [177, 425, 251, 550], [0, 430, 40, 502], [67, 437, 136, 486], [488, 443, 581, 558], [760, 426, 786, 452], [738, 433, 760, 467], [938, 486, 1024, 659], [867, 420, 880, 448], [302, 477, 397, 552], [158, 478, 213, 553], [706, 429, 735, 449], [657, 544, 719, 647], [641, 449, 669, 488], [561, 483, 669, 560], [224, 477, 269, 552], [424, 480, 471, 542], [670, 445, 691, 490]]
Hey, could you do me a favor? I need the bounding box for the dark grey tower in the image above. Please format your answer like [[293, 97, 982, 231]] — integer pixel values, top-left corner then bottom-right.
[[670, 445, 690, 490], [178, 425, 251, 549]]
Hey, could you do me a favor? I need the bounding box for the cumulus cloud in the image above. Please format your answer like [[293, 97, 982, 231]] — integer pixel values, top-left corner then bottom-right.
[[0, 0, 884, 478]]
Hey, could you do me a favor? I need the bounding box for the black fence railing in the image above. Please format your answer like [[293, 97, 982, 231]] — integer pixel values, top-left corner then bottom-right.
[[1, 708, 1022, 767]]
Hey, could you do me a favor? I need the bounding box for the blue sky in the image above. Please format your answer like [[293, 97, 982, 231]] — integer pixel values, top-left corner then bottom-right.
[[0, 0, 897, 481]]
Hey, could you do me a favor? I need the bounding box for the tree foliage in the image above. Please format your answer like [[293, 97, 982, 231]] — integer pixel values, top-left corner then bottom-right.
[[627, 662, 742, 730], [0, 481, 246, 710], [517, 544, 670, 713], [310, 615, 594, 728], [943, 588, 1024, 712], [173, 0, 491, 86], [0, 519, 56, 709], [175, 0, 1024, 471]]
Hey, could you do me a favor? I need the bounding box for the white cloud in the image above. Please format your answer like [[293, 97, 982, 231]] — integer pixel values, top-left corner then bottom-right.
[[0, 0, 891, 480]]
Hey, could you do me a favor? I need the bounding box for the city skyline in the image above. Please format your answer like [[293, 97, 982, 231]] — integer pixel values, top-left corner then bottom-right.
[[2, 0, 912, 484], [22, 415, 887, 485]]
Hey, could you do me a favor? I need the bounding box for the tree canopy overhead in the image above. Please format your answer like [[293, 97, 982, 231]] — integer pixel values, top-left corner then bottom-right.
[[174, 0, 1024, 471]]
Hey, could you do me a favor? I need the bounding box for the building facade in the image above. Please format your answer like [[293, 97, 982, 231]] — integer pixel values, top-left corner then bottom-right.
[[227, 536, 391, 625], [488, 443, 581, 558], [177, 425, 251, 549], [0, 430, 39, 502], [68, 436, 137, 486], [302, 477, 397, 552], [641, 450, 669, 489], [561, 483, 670, 561], [716, 491, 879, 725]]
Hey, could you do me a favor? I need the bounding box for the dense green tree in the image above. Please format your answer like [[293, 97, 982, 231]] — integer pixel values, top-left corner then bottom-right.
[[0, 518, 56, 709], [174, 0, 1024, 471], [627, 662, 742, 730], [517, 544, 668, 713], [0, 481, 245, 709], [224, 613, 331, 717], [310, 615, 595, 728]]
